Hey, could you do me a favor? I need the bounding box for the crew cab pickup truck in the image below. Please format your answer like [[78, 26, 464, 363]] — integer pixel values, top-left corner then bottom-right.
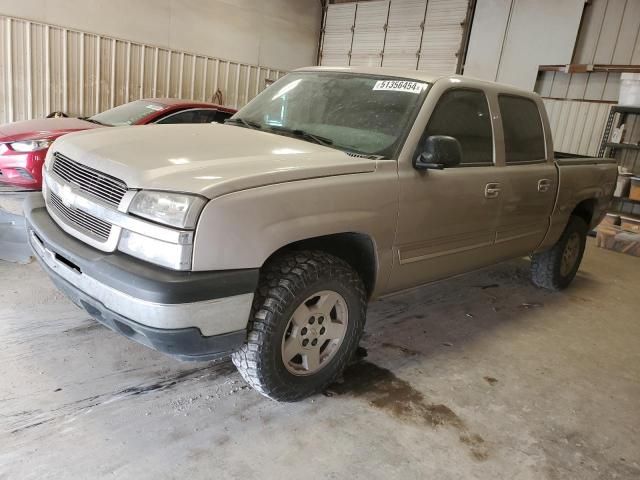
[[24, 67, 617, 401]]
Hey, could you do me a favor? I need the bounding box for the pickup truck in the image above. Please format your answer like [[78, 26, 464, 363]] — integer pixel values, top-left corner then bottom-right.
[[24, 67, 617, 401]]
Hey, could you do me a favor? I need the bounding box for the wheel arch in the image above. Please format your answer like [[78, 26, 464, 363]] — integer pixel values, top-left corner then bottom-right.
[[263, 232, 378, 299], [571, 198, 596, 226]]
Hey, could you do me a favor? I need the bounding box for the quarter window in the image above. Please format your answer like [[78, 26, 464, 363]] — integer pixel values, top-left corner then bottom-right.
[[499, 95, 546, 163], [423, 89, 493, 165]]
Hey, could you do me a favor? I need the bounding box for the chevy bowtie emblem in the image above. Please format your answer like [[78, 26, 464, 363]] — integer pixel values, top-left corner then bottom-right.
[[60, 184, 77, 209]]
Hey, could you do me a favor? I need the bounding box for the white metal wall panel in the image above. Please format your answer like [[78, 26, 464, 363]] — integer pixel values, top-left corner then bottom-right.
[[350, 1, 389, 67], [320, 4, 356, 66], [573, 0, 640, 64], [462, 0, 511, 82], [494, 0, 584, 91], [418, 0, 468, 74], [0, 15, 286, 124], [382, 0, 428, 68]]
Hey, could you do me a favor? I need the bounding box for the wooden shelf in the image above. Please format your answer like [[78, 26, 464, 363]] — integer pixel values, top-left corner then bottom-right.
[[539, 64, 640, 74]]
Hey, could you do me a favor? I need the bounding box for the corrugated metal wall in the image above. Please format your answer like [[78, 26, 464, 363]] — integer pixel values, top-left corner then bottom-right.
[[319, 0, 471, 74], [542, 98, 612, 156], [536, 71, 620, 102], [535, 0, 640, 156], [573, 0, 640, 65], [0, 15, 286, 124], [536, 70, 618, 155]]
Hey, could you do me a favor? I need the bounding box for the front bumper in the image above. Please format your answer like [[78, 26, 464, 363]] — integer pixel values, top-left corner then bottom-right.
[[24, 193, 259, 361]]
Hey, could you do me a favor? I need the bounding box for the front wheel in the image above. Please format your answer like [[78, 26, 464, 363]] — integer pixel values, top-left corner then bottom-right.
[[530, 215, 588, 290], [232, 250, 366, 401]]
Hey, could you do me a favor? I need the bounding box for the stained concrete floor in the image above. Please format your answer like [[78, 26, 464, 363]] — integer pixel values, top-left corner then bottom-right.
[[0, 239, 638, 479]]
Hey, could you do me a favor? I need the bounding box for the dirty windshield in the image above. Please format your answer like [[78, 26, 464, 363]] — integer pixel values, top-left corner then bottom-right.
[[231, 71, 430, 158]]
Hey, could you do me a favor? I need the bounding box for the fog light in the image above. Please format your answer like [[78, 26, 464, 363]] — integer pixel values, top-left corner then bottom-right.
[[118, 229, 192, 270], [15, 167, 34, 180]]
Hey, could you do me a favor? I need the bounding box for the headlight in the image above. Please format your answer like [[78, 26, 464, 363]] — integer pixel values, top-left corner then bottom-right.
[[10, 139, 54, 152], [128, 191, 206, 229]]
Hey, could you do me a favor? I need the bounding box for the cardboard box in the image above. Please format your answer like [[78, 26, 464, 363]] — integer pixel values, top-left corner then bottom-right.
[[596, 225, 640, 256], [630, 177, 640, 201], [621, 216, 640, 233]]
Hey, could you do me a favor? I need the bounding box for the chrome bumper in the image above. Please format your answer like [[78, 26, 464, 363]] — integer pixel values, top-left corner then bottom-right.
[[29, 229, 253, 337]]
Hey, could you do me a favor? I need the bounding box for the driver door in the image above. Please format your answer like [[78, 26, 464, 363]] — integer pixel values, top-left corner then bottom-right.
[[388, 88, 506, 292]]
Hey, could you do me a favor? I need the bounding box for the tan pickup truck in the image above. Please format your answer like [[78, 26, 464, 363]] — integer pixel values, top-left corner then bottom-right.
[[25, 67, 617, 401]]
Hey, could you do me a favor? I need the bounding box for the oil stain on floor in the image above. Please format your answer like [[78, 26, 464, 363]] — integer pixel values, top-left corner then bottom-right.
[[327, 360, 489, 461]]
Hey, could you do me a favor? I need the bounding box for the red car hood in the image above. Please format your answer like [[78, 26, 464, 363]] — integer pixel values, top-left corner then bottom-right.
[[0, 117, 102, 143]]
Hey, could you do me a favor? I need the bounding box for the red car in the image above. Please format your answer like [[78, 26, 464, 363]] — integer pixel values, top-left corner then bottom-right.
[[0, 99, 236, 190]]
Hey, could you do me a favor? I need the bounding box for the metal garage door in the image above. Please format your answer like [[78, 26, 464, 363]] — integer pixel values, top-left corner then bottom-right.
[[350, 1, 389, 67], [320, 3, 357, 67], [382, 0, 428, 68], [320, 0, 471, 74], [418, 0, 469, 74]]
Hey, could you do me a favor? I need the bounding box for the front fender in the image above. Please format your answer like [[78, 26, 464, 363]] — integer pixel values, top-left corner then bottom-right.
[[191, 164, 398, 291]]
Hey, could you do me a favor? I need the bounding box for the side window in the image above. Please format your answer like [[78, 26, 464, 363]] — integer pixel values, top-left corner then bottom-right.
[[156, 110, 197, 124], [499, 95, 546, 163], [191, 110, 218, 123], [214, 110, 233, 123], [423, 89, 493, 165]]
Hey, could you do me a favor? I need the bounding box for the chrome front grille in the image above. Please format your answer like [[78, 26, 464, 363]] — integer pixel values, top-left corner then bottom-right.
[[51, 152, 128, 207], [49, 191, 112, 241]]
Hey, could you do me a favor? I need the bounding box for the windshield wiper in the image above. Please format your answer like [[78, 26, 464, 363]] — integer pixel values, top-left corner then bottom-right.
[[225, 117, 262, 130], [266, 126, 334, 147]]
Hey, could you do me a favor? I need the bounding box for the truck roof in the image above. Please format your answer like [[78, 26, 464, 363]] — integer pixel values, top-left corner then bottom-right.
[[296, 66, 539, 98]]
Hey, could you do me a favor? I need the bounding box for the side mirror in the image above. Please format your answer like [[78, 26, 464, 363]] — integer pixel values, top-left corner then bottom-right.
[[414, 135, 462, 171]]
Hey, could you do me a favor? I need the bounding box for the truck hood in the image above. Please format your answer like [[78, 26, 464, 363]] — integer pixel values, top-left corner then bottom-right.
[[0, 117, 101, 142], [50, 123, 378, 198]]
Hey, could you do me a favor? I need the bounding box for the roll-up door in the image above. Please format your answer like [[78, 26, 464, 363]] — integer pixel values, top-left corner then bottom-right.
[[418, 0, 470, 75], [350, 1, 390, 67], [382, 0, 429, 68], [320, 0, 471, 75], [319, 4, 357, 67]]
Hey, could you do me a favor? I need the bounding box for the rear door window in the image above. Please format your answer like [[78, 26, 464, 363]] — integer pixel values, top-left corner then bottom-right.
[[499, 95, 546, 163]]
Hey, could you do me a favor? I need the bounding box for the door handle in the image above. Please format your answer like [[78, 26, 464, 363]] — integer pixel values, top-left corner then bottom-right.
[[538, 178, 552, 193], [484, 182, 501, 199]]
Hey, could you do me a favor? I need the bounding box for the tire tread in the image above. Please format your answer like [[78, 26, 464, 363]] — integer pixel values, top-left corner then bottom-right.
[[232, 250, 366, 401], [531, 215, 587, 291]]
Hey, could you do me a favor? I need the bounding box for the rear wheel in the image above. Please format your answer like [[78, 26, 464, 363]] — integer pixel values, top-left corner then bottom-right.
[[232, 250, 366, 401], [530, 215, 588, 290]]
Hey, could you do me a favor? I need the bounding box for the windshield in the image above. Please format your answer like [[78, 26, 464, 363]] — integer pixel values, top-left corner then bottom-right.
[[231, 72, 430, 158], [89, 100, 166, 126]]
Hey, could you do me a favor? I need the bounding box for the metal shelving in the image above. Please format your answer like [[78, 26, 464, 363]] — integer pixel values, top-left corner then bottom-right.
[[598, 105, 640, 232], [598, 105, 640, 158]]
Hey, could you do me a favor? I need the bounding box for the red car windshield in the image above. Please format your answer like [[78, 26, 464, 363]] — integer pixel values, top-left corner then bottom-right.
[[88, 100, 166, 126]]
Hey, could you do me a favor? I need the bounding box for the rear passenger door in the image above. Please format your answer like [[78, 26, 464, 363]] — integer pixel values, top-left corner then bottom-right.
[[495, 95, 558, 257]]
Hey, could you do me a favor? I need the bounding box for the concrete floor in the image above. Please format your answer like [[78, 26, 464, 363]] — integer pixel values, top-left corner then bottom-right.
[[0, 239, 638, 479]]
